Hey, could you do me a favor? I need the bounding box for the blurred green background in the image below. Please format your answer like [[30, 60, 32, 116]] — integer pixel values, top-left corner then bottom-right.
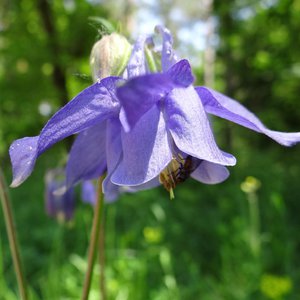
[[1, 0, 300, 299]]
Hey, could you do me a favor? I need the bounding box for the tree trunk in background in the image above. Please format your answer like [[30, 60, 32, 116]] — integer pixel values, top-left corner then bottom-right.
[[36, 0, 72, 150], [215, 2, 235, 150], [203, 0, 215, 88], [36, 0, 69, 108]]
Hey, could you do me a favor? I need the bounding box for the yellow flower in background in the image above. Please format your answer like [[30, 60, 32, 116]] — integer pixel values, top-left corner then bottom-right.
[[143, 226, 163, 244], [241, 176, 261, 194], [260, 274, 292, 299]]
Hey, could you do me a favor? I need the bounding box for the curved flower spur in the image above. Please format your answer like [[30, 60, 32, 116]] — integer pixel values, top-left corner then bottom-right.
[[112, 26, 300, 198]]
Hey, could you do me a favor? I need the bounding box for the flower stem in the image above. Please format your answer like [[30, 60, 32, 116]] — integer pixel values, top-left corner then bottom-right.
[[247, 191, 261, 257], [81, 176, 105, 300], [0, 169, 28, 300], [99, 213, 106, 300]]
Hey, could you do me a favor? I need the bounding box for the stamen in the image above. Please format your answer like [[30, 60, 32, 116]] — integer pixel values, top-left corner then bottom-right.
[[169, 188, 175, 200]]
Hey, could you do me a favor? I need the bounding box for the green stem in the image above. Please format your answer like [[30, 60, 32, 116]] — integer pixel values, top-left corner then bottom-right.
[[0, 169, 28, 300], [99, 213, 106, 300], [81, 176, 105, 300], [248, 192, 261, 257]]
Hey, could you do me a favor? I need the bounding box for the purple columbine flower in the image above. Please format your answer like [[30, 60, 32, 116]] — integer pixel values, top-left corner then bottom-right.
[[45, 168, 74, 221], [9, 31, 163, 200], [9, 26, 300, 200], [46, 170, 95, 220], [111, 26, 300, 197]]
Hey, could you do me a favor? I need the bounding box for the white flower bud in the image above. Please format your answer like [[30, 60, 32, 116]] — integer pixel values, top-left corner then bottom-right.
[[90, 33, 131, 81]]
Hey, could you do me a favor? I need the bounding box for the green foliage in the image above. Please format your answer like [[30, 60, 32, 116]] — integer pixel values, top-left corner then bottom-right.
[[215, 0, 300, 134], [1, 145, 300, 299], [0, 0, 110, 158], [1, 0, 300, 299]]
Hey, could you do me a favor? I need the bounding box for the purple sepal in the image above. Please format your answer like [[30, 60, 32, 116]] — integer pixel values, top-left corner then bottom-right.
[[165, 86, 236, 166], [66, 122, 107, 188], [196, 86, 300, 146], [10, 76, 119, 187]]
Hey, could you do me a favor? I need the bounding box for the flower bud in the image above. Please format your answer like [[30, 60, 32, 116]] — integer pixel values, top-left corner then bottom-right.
[[90, 33, 132, 81]]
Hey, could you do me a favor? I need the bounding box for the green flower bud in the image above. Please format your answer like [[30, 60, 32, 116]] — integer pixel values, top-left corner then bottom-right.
[[90, 33, 132, 81]]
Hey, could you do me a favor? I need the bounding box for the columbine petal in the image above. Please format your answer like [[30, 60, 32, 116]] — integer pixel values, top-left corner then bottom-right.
[[155, 25, 178, 71], [191, 161, 230, 184], [196, 86, 300, 146], [10, 77, 119, 187], [118, 60, 194, 132], [111, 105, 172, 185], [66, 122, 107, 188], [165, 86, 236, 166]]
